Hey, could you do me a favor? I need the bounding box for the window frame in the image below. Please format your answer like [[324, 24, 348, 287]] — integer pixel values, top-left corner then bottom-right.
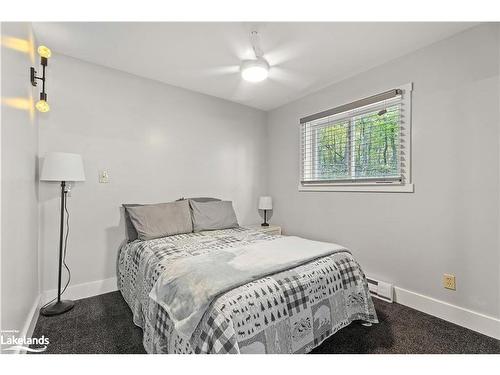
[[298, 82, 413, 193]]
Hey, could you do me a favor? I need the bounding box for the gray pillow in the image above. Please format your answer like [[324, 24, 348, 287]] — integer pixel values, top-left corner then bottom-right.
[[189, 200, 239, 232], [124, 198, 220, 241], [123, 204, 143, 241], [125, 200, 193, 241]]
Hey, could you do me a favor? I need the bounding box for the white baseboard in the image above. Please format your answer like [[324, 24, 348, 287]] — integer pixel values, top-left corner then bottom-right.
[[5, 294, 42, 354], [25, 296, 42, 342], [41, 277, 118, 305], [394, 286, 500, 340]]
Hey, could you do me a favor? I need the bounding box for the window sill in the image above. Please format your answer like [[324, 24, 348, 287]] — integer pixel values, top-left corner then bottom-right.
[[298, 183, 414, 193]]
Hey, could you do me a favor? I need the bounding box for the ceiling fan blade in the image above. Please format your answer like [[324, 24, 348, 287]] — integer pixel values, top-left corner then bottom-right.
[[199, 65, 240, 77], [269, 66, 307, 89]]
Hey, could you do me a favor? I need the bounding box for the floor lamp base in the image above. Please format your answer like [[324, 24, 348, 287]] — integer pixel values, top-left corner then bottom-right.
[[40, 300, 75, 316]]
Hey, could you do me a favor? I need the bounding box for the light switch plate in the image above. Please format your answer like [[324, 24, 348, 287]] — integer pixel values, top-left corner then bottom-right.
[[99, 170, 110, 183]]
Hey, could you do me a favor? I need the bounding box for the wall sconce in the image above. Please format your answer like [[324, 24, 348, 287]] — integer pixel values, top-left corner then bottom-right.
[[30, 45, 51, 112]]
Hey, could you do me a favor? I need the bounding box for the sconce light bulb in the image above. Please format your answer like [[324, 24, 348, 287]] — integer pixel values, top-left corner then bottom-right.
[[35, 100, 50, 113], [37, 45, 52, 59]]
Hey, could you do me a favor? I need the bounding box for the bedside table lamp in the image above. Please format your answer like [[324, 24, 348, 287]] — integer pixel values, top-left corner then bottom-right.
[[40, 152, 85, 316], [258, 196, 273, 227]]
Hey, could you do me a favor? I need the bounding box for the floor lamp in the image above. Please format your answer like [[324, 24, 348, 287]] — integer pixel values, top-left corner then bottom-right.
[[40, 152, 85, 316]]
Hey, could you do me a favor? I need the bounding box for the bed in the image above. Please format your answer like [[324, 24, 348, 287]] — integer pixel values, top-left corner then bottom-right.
[[118, 226, 377, 354]]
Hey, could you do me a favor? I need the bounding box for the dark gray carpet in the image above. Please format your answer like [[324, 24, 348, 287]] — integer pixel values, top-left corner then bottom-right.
[[31, 291, 500, 354]]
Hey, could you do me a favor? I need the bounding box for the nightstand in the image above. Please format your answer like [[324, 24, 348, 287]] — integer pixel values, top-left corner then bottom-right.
[[245, 224, 282, 236]]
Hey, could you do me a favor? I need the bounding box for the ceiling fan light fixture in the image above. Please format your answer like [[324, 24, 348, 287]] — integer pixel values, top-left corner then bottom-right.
[[240, 58, 269, 82]]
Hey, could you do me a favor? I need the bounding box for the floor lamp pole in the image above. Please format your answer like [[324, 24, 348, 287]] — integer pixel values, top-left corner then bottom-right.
[[57, 181, 65, 302], [40, 180, 75, 316]]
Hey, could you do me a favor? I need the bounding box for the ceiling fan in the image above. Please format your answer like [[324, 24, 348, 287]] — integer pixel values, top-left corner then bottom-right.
[[240, 30, 270, 82]]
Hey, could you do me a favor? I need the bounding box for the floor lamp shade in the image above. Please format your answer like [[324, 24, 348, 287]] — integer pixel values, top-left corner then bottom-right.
[[41, 152, 86, 182]]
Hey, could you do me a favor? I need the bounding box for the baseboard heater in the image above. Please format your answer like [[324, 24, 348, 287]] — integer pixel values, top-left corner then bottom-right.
[[366, 277, 394, 303]]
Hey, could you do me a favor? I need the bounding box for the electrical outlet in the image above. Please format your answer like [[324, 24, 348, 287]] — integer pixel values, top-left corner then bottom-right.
[[443, 274, 456, 290], [98, 170, 110, 183]]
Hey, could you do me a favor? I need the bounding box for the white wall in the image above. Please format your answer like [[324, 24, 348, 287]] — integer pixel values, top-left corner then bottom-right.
[[38, 54, 267, 291], [1, 22, 40, 336], [266, 24, 500, 319]]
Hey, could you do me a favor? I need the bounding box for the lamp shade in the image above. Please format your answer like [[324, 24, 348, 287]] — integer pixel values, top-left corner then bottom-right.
[[258, 196, 273, 210], [40, 152, 86, 182]]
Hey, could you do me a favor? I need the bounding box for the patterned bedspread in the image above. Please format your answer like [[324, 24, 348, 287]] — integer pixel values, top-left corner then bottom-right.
[[118, 227, 377, 354]]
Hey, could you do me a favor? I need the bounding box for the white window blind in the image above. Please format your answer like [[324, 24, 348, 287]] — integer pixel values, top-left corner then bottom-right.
[[300, 87, 410, 187]]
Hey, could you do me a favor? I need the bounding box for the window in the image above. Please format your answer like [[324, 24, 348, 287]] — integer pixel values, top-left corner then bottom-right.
[[299, 83, 413, 192]]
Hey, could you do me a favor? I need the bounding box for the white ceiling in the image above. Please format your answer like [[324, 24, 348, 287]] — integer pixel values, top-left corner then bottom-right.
[[32, 22, 476, 111]]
